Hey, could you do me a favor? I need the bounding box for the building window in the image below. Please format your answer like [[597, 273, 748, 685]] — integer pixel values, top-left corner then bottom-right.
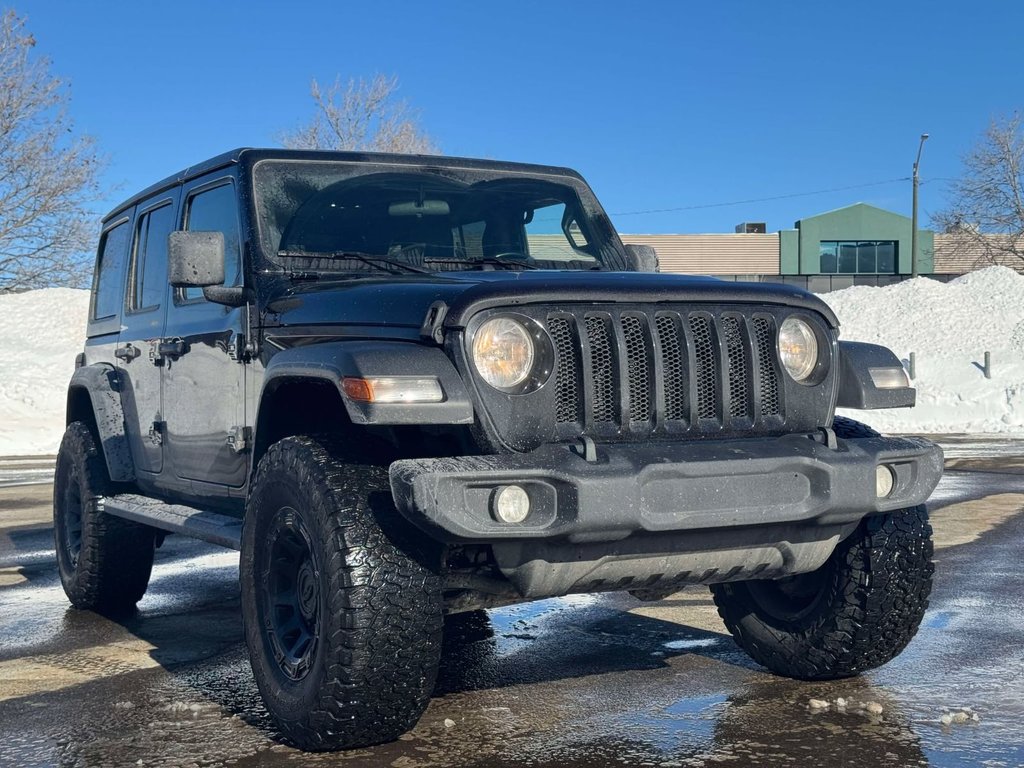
[[819, 240, 898, 274]]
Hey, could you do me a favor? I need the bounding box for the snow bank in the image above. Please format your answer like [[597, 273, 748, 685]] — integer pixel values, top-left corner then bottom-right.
[[0, 289, 89, 455], [0, 267, 1021, 456], [825, 266, 1024, 434]]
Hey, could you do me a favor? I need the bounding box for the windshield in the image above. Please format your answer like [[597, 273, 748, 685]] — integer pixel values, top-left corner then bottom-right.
[[252, 159, 624, 274]]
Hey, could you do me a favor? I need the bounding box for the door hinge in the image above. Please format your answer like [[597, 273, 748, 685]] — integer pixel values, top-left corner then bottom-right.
[[228, 332, 255, 362], [227, 426, 252, 454], [148, 421, 165, 446]]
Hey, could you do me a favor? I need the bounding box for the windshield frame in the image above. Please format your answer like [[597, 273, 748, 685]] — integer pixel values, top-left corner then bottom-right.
[[249, 158, 628, 276]]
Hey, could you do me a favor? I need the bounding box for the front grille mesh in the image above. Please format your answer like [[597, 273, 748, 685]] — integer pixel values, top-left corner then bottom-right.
[[655, 315, 686, 421], [753, 317, 780, 416], [584, 316, 616, 423], [721, 316, 750, 419], [550, 309, 782, 435], [690, 315, 718, 421], [622, 316, 652, 422], [548, 317, 581, 424]]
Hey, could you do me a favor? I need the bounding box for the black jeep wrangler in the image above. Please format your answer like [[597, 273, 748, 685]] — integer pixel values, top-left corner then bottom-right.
[[56, 148, 942, 751]]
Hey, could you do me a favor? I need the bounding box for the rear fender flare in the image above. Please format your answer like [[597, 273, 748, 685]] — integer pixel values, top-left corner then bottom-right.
[[67, 364, 135, 482]]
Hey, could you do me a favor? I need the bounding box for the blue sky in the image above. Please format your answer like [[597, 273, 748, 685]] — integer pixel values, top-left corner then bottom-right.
[[17, 0, 1024, 234]]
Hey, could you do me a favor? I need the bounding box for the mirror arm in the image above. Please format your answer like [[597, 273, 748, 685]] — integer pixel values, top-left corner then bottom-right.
[[202, 285, 249, 307]]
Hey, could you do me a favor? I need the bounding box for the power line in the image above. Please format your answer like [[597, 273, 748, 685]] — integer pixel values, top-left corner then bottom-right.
[[609, 177, 912, 217]]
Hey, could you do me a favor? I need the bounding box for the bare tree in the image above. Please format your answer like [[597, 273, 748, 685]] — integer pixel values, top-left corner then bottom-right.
[[280, 74, 438, 155], [0, 10, 104, 292], [933, 113, 1024, 267]]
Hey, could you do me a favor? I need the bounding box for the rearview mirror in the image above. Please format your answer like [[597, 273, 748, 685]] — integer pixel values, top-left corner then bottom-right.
[[168, 231, 225, 287], [388, 200, 450, 217], [624, 243, 659, 273]]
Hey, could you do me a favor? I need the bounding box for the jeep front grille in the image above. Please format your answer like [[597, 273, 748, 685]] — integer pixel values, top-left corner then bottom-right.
[[547, 309, 783, 437]]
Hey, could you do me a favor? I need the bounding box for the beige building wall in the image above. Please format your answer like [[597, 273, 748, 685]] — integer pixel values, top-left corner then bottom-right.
[[620, 233, 780, 275], [933, 233, 1024, 274]]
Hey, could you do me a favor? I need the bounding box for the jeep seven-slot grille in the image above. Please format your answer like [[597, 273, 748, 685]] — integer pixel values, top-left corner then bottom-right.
[[549, 310, 782, 435]]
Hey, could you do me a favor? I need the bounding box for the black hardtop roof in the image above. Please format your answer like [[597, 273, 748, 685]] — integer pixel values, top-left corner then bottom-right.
[[102, 147, 586, 223]]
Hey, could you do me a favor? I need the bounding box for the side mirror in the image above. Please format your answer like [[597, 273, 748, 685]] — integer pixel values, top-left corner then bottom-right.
[[624, 243, 659, 273], [168, 231, 225, 287]]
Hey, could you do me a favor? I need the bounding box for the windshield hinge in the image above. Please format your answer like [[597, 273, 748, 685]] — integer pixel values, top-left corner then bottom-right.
[[420, 301, 449, 345]]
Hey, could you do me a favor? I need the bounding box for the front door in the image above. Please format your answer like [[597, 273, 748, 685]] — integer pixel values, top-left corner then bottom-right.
[[116, 193, 179, 478], [161, 175, 248, 489]]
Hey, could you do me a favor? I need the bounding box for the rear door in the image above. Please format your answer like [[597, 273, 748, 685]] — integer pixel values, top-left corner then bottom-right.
[[161, 174, 248, 490], [116, 191, 179, 478]]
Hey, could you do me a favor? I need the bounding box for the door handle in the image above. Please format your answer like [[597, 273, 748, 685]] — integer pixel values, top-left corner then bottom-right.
[[156, 339, 187, 361], [114, 344, 141, 362]]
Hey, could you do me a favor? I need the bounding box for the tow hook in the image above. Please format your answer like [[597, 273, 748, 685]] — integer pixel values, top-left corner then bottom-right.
[[572, 435, 600, 463], [812, 427, 838, 449]]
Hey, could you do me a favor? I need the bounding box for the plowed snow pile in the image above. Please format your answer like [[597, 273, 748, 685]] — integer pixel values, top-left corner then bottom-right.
[[0, 267, 1022, 455], [825, 266, 1024, 434], [0, 289, 89, 455]]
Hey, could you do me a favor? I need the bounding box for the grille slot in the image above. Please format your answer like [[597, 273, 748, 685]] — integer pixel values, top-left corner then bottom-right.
[[545, 307, 790, 439], [584, 316, 616, 423], [549, 317, 582, 424], [753, 317, 780, 416], [721, 316, 750, 419], [622, 315, 652, 422], [689, 315, 719, 421], [655, 315, 686, 421]]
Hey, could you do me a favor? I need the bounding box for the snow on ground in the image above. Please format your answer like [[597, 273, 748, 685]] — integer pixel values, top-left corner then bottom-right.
[[824, 266, 1024, 435], [0, 267, 1022, 456], [0, 289, 89, 456]]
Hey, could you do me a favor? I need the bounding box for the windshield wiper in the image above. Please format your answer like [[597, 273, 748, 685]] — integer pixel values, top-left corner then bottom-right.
[[277, 250, 431, 275], [424, 256, 542, 271]]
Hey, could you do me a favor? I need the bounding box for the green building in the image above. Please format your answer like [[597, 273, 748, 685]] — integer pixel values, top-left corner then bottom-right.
[[778, 203, 934, 292], [622, 202, 950, 293]]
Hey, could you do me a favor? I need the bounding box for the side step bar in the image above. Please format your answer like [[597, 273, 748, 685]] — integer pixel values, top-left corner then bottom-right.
[[103, 494, 242, 550]]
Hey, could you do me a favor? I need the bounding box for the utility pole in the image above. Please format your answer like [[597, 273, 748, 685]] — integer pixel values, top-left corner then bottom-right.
[[911, 133, 929, 278]]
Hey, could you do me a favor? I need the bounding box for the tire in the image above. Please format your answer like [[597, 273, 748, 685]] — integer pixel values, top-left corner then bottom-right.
[[831, 415, 881, 439], [710, 417, 934, 680], [241, 436, 443, 751], [53, 421, 155, 614]]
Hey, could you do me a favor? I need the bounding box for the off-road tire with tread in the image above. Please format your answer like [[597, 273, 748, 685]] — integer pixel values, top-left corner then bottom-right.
[[240, 435, 444, 751], [710, 417, 934, 680], [53, 421, 156, 614]]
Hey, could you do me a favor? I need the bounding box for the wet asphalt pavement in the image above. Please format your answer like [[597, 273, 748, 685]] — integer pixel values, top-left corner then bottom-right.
[[1, 442, 1023, 767]]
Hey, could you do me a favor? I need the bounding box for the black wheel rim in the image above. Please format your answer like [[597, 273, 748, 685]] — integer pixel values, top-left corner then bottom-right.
[[747, 567, 832, 623], [262, 507, 321, 681], [61, 470, 84, 568]]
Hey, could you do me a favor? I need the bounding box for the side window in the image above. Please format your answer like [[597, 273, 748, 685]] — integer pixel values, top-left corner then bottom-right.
[[92, 221, 130, 320], [129, 203, 174, 312], [182, 182, 241, 301], [525, 202, 597, 262]]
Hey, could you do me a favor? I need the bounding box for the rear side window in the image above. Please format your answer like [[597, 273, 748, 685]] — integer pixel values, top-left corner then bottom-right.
[[130, 203, 175, 312], [92, 221, 130, 319], [182, 182, 241, 301]]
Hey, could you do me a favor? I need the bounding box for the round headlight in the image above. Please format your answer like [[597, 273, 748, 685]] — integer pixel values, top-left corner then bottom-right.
[[472, 317, 536, 390], [778, 317, 819, 382]]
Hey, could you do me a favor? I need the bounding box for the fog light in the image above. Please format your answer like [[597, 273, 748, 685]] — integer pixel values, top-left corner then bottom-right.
[[492, 485, 530, 524], [875, 465, 896, 498]]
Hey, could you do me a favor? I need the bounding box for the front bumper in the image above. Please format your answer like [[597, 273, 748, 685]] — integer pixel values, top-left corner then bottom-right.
[[388, 433, 944, 543]]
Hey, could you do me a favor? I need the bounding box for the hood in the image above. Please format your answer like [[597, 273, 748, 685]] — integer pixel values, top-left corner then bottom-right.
[[261, 270, 839, 336]]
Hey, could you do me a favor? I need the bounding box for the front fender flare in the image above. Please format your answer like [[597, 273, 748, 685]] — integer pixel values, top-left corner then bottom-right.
[[836, 341, 915, 410], [260, 341, 474, 426], [67, 364, 135, 482]]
